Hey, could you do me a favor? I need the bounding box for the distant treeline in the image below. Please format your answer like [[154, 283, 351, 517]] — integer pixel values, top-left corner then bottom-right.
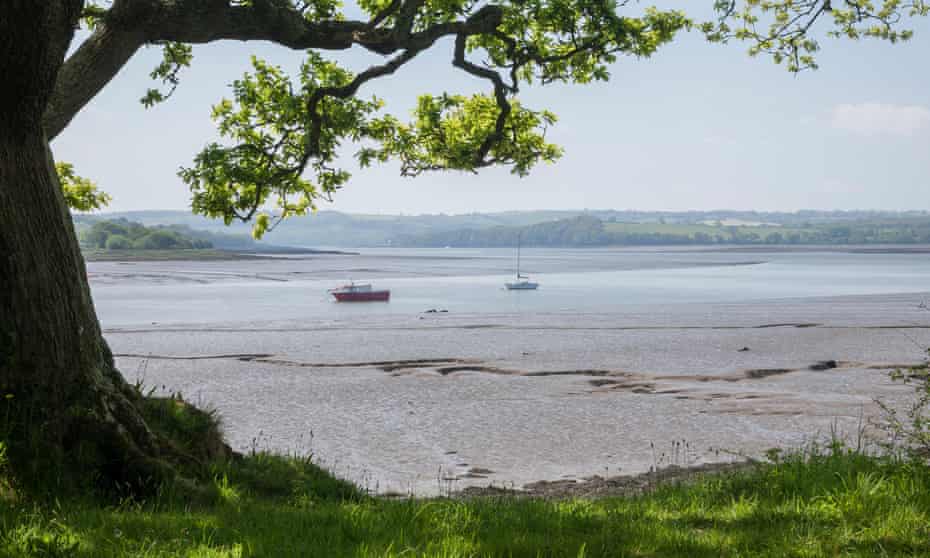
[[80, 209, 930, 248], [394, 215, 930, 247], [79, 219, 213, 250], [75, 218, 330, 253]]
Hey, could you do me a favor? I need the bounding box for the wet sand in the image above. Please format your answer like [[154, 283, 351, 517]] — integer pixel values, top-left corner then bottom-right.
[[106, 292, 930, 495]]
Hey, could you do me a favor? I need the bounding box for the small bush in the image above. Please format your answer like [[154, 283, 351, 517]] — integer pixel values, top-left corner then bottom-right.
[[103, 234, 131, 250], [878, 350, 930, 459]]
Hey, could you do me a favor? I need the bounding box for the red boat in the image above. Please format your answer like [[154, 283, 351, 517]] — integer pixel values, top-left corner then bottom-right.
[[329, 282, 390, 302]]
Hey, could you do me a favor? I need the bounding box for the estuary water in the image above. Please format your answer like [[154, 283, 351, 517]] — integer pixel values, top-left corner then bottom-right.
[[89, 247, 930, 494], [90, 247, 930, 325]]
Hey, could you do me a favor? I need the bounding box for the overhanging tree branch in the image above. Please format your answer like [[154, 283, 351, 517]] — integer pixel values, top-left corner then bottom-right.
[[705, 0, 930, 72], [452, 33, 513, 168], [48, 0, 692, 234], [45, 24, 145, 139], [298, 48, 423, 177], [45, 0, 507, 140]]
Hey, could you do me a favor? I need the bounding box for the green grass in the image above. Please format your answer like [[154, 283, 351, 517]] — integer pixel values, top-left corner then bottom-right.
[[2, 449, 929, 557]]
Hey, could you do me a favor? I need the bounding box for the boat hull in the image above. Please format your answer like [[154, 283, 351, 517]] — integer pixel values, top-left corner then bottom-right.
[[332, 290, 390, 302], [506, 282, 539, 290]]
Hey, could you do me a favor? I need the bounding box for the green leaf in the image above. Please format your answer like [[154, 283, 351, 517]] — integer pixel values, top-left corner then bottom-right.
[[57, 162, 110, 212]]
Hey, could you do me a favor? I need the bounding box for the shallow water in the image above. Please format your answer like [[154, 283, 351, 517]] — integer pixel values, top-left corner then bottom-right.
[[91, 247, 930, 325], [90, 247, 930, 494]]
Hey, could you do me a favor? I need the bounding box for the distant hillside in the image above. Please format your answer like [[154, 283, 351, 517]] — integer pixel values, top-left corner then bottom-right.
[[78, 210, 579, 247], [395, 216, 608, 247], [76, 209, 930, 248], [394, 214, 930, 247]]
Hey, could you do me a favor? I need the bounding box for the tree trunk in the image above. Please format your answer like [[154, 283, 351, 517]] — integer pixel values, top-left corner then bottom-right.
[[0, 0, 174, 496]]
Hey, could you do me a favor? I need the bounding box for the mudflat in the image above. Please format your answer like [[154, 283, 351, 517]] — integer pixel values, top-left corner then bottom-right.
[[90, 248, 930, 495]]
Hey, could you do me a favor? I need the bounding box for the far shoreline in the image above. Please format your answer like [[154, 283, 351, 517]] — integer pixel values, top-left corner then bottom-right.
[[394, 243, 930, 254], [82, 247, 359, 262], [696, 243, 930, 254]]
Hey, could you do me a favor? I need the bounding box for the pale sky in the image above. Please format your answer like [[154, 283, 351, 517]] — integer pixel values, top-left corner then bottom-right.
[[53, 4, 930, 215]]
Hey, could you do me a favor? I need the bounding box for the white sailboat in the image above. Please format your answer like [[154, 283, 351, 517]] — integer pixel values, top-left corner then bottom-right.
[[505, 233, 539, 290]]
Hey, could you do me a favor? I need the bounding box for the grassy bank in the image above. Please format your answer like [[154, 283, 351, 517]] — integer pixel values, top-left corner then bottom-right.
[[2, 447, 929, 557]]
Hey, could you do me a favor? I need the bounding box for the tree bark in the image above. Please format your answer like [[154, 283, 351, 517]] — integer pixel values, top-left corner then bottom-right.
[[44, 24, 147, 141], [0, 0, 173, 495]]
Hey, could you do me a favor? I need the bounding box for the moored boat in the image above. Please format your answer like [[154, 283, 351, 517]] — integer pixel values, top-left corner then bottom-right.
[[506, 278, 539, 290], [505, 233, 539, 290], [330, 282, 390, 302]]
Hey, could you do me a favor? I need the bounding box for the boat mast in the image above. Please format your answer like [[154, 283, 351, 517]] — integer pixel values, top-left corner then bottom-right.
[[516, 232, 521, 279]]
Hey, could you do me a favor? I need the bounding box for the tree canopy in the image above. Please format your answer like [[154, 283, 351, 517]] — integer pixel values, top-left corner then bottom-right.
[[705, 0, 929, 71], [52, 1, 928, 234]]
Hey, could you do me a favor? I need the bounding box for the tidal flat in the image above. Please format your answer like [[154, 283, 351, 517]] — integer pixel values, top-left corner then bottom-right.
[[90, 247, 930, 495]]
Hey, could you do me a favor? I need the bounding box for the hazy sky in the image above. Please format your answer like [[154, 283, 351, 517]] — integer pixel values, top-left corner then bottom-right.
[[53, 4, 930, 215]]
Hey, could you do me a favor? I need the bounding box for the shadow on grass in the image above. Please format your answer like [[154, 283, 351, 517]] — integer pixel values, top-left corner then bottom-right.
[[3, 452, 930, 557]]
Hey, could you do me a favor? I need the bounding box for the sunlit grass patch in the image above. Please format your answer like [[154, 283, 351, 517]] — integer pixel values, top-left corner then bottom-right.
[[1, 447, 930, 557]]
